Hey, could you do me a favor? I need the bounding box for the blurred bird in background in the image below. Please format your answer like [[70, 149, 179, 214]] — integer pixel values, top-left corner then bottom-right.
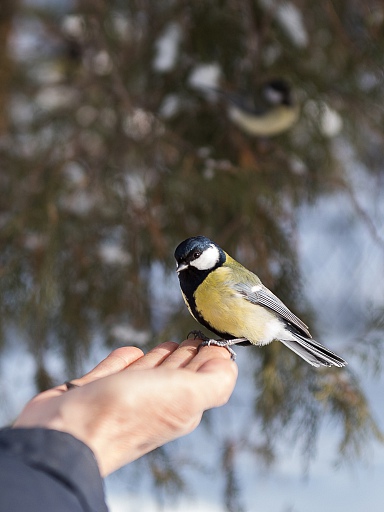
[[204, 79, 300, 136]]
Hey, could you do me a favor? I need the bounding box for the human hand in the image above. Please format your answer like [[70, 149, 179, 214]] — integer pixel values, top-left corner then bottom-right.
[[13, 340, 238, 476]]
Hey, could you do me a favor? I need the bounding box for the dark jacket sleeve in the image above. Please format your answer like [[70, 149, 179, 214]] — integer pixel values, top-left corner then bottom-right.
[[0, 428, 108, 512]]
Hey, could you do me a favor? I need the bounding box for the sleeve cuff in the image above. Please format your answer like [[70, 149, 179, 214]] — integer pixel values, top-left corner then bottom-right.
[[0, 427, 108, 512]]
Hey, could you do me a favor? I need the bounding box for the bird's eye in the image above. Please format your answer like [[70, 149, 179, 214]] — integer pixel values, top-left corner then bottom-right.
[[193, 251, 201, 260]]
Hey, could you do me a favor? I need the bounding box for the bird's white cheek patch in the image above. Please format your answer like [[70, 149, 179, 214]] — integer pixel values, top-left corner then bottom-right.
[[190, 245, 220, 270], [264, 86, 283, 104]]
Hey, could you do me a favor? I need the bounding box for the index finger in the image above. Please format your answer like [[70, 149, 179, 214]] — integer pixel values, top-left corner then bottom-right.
[[70, 346, 145, 386]]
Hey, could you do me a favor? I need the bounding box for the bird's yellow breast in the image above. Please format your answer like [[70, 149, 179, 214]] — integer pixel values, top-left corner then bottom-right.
[[193, 263, 278, 344]]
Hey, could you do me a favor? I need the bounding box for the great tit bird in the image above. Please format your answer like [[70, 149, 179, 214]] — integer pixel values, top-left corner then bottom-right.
[[209, 79, 299, 137], [174, 236, 347, 367]]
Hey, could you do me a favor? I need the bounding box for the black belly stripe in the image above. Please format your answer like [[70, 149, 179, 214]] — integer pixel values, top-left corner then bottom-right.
[[178, 265, 241, 341], [185, 290, 238, 341]]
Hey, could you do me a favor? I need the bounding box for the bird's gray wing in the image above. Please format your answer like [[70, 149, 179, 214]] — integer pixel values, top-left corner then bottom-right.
[[233, 282, 311, 337]]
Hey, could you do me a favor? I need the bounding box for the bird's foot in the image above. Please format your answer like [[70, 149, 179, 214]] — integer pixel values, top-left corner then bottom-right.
[[199, 339, 237, 361], [187, 331, 245, 361]]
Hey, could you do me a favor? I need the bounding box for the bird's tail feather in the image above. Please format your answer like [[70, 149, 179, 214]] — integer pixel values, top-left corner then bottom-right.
[[280, 334, 347, 368]]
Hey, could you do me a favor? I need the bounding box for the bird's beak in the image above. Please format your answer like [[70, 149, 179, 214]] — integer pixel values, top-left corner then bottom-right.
[[176, 262, 188, 273]]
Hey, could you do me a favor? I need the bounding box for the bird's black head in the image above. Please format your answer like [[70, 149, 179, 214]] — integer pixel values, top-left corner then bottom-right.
[[174, 236, 226, 274], [262, 79, 293, 106]]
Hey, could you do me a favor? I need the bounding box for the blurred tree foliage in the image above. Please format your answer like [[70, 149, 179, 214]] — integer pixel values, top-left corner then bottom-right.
[[1, 0, 384, 508]]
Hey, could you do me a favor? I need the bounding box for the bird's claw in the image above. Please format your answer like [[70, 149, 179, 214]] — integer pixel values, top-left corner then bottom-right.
[[187, 330, 210, 341], [199, 339, 237, 361], [187, 331, 237, 361]]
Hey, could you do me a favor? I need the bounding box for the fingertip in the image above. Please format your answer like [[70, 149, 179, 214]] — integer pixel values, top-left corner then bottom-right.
[[80, 346, 145, 383], [197, 358, 238, 406], [201, 357, 238, 378], [153, 341, 180, 353], [127, 341, 180, 369], [178, 338, 204, 351], [110, 346, 145, 361]]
